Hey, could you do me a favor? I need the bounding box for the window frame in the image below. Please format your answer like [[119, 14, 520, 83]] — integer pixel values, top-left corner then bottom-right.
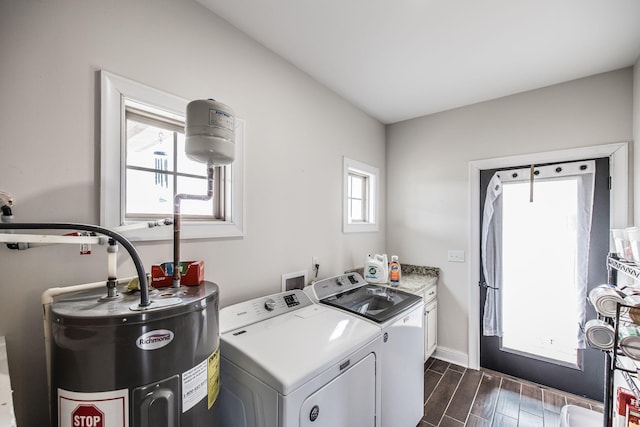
[[100, 70, 244, 241], [343, 157, 378, 233]]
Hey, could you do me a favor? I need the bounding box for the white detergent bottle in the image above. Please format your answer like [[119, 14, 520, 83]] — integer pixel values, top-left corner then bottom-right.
[[364, 254, 389, 283]]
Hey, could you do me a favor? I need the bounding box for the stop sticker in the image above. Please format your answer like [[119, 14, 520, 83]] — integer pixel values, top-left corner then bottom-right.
[[71, 404, 104, 427]]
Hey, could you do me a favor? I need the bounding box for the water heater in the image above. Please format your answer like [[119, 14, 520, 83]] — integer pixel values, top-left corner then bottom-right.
[[47, 282, 220, 427]]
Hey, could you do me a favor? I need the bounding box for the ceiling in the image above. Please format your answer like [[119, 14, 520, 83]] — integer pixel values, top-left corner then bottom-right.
[[197, 0, 640, 124]]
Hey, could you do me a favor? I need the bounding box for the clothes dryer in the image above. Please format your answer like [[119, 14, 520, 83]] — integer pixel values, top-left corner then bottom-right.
[[217, 289, 382, 427]]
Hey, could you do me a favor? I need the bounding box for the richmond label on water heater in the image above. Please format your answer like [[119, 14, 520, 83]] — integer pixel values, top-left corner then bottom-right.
[[135, 329, 175, 350]]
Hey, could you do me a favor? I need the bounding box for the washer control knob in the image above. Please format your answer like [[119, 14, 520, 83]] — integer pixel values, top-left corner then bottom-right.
[[264, 298, 276, 311]]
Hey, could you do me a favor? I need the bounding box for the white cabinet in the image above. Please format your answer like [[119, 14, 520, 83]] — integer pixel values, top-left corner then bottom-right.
[[393, 272, 439, 362], [422, 285, 437, 361]]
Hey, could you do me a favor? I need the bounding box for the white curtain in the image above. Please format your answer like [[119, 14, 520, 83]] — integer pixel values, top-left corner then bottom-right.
[[481, 160, 596, 347], [482, 173, 504, 336]]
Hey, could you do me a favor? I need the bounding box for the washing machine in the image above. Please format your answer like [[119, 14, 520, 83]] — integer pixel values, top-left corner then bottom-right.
[[306, 273, 424, 427], [216, 289, 382, 427]]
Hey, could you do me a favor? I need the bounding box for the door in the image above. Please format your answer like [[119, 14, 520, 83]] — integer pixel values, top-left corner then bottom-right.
[[299, 353, 376, 427], [479, 157, 609, 400]]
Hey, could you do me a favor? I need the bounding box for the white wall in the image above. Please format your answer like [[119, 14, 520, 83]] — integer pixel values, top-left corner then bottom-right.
[[0, 1, 385, 425], [386, 68, 634, 363]]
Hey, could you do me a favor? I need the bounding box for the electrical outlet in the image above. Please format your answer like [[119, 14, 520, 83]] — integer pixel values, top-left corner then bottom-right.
[[447, 250, 465, 263], [312, 256, 319, 268]]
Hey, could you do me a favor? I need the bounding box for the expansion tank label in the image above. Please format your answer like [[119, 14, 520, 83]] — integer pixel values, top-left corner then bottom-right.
[[182, 358, 208, 413], [58, 388, 129, 427], [209, 109, 234, 132]]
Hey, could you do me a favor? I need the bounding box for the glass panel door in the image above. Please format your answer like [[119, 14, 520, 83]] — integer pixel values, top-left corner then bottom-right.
[[479, 157, 609, 401], [501, 178, 579, 366]]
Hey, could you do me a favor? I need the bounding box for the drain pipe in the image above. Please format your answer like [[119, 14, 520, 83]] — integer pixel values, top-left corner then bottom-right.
[[0, 223, 152, 308]]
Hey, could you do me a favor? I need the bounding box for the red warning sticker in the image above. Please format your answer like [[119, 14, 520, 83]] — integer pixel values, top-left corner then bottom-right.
[[58, 388, 128, 427]]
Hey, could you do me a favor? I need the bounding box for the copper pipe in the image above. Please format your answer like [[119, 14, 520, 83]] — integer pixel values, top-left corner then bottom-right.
[[172, 166, 215, 287]]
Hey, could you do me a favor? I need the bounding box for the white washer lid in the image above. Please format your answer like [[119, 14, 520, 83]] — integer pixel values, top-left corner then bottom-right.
[[220, 304, 380, 395]]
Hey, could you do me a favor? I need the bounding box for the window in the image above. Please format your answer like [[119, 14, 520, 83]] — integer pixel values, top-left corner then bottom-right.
[[343, 157, 378, 233], [101, 70, 244, 241], [347, 171, 369, 223]]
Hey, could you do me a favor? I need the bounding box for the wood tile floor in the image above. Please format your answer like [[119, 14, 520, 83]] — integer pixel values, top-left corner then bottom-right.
[[418, 358, 604, 427]]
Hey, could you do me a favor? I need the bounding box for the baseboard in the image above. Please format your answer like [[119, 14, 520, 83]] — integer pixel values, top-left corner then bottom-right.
[[433, 346, 469, 369]]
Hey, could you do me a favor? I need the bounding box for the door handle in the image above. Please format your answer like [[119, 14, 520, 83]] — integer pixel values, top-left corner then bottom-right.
[[479, 281, 499, 290]]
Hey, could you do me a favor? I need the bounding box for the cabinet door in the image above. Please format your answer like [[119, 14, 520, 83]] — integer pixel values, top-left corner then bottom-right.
[[425, 300, 437, 360]]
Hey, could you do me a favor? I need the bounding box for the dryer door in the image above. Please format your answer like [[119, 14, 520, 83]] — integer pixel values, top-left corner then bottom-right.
[[299, 353, 376, 427]]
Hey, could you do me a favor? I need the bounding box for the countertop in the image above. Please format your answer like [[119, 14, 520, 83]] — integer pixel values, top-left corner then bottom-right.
[[346, 263, 439, 293], [0, 337, 16, 427]]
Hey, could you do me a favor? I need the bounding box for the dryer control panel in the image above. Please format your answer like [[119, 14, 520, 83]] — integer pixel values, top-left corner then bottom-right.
[[308, 273, 368, 300], [220, 289, 313, 333]]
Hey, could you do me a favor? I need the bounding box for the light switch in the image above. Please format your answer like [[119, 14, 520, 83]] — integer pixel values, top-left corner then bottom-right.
[[447, 250, 465, 263]]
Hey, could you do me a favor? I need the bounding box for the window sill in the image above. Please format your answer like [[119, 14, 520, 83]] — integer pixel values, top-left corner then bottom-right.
[[119, 220, 244, 242], [343, 223, 379, 233]]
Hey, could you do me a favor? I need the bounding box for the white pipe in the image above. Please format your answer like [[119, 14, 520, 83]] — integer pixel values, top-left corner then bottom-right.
[[112, 219, 172, 232], [42, 276, 136, 407], [13, 242, 54, 249], [0, 233, 102, 244], [0, 221, 172, 248], [107, 244, 118, 279], [41, 279, 132, 306]]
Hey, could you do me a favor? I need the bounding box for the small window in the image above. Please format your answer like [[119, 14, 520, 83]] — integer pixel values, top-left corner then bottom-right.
[[101, 71, 244, 241], [343, 157, 378, 233]]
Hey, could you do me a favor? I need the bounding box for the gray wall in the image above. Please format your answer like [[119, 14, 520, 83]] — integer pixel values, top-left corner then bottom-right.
[[386, 68, 634, 362], [0, 1, 385, 425]]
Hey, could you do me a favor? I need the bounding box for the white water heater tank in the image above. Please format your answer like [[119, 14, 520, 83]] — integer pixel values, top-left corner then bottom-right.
[[185, 99, 235, 166]]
